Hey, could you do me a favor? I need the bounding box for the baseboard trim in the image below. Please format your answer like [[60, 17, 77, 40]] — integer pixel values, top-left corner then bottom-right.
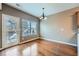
[[19, 37, 40, 44], [0, 37, 40, 51], [41, 38, 77, 47]]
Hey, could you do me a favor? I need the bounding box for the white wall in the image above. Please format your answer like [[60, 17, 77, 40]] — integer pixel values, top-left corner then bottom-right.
[[40, 7, 79, 46]]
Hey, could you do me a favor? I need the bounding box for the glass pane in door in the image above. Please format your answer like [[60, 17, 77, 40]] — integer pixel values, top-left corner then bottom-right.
[[7, 31, 17, 43], [6, 18, 17, 43]]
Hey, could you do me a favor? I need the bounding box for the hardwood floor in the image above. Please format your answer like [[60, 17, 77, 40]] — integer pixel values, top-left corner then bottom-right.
[[0, 39, 77, 56]]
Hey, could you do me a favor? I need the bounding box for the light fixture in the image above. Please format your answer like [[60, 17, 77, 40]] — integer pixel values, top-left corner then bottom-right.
[[40, 8, 47, 20]]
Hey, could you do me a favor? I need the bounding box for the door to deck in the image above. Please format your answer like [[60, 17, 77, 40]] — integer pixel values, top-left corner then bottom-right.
[[2, 14, 20, 48]]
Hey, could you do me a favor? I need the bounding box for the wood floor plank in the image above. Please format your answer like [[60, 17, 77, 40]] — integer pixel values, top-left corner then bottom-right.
[[0, 39, 77, 56]]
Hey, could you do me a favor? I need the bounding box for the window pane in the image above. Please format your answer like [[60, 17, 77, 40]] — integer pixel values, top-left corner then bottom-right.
[[22, 19, 31, 37], [6, 17, 16, 30], [7, 31, 17, 43], [31, 22, 37, 35]]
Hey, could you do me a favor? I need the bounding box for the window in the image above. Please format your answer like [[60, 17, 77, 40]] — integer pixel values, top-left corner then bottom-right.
[[31, 21, 37, 35], [22, 19, 37, 37], [22, 19, 31, 37]]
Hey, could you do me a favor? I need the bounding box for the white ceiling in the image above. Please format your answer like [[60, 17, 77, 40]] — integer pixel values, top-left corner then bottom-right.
[[6, 3, 79, 17]]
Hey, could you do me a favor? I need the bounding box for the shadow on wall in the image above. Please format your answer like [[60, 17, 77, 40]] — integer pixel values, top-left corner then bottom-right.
[[71, 14, 77, 46], [69, 34, 77, 45]]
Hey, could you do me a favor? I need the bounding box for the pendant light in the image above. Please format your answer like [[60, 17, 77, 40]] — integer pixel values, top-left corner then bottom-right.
[[40, 8, 47, 20]]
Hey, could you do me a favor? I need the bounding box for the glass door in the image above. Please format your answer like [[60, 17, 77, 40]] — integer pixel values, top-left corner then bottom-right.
[[2, 14, 20, 48]]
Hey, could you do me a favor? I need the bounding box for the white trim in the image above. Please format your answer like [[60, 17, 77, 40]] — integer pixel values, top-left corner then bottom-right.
[[42, 38, 77, 47]]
